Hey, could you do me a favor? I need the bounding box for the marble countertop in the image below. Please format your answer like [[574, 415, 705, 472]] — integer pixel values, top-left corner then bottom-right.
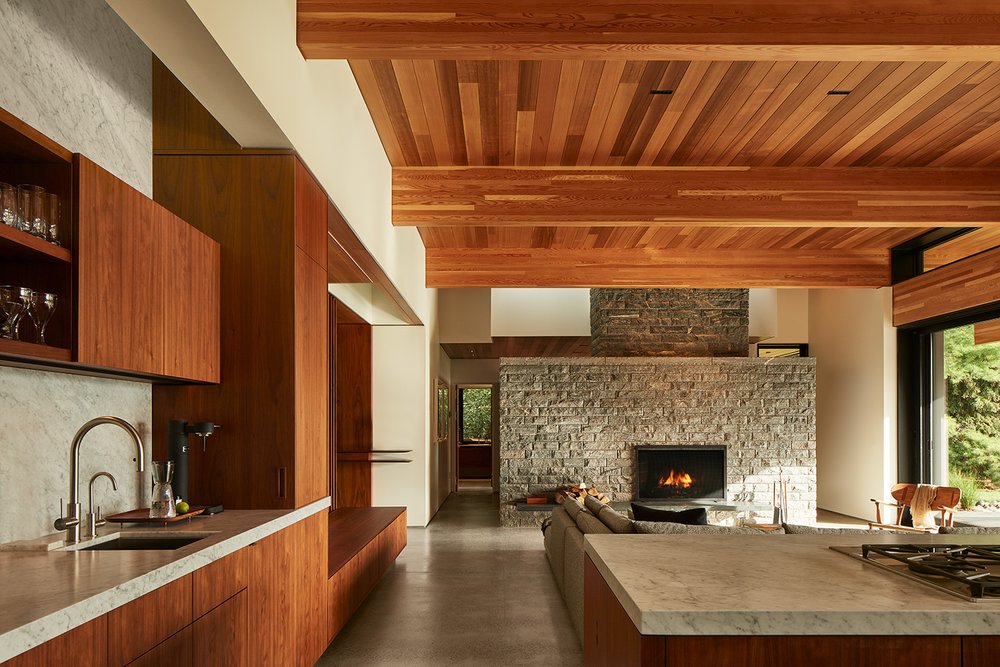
[[585, 533, 1000, 636], [0, 497, 330, 662]]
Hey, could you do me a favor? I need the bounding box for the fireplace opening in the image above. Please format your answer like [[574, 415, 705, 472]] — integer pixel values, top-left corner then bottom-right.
[[635, 446, 726, 501]]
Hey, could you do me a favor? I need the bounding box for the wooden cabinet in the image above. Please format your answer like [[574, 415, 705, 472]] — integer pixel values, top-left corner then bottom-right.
[[126, 627, 192, 667], [193, 548, 247, 619], [108, 575, 193, 666], [192, 590, 247, 667], [76, 156, 220, 381], [248, 530, 295, 665], [294, 511, 330, 666], [1, 615, 106, 667]]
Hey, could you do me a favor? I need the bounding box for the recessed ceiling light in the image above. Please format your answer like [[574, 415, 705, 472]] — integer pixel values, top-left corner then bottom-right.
[[649, 89, 674, 95], [827, 90, 851, 95]]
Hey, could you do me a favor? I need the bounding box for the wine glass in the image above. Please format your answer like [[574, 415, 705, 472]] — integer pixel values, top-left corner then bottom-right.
[[27, 292, 57, 345], [0, 183, 16, 228], [0, 285, 24, 339], [12, 288, 34, 341]]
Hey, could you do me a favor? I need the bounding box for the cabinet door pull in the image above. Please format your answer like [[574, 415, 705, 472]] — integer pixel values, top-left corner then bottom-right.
[[277, 467, 287, 498]]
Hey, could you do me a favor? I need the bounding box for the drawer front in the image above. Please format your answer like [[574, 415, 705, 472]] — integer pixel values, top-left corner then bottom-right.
[[193, 548, 248, 619], [108, 575, 193, 666]]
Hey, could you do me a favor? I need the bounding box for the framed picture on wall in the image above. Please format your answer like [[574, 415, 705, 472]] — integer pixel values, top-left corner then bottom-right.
[[437, 379, 449, 443]]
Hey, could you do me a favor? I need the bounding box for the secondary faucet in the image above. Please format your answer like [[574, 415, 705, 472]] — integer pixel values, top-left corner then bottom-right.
[[54, 417, 145, 544]]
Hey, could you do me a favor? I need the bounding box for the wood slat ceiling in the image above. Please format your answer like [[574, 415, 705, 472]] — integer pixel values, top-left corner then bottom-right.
[[352, 59, 1000, 168], [441, 336, 592, 359]]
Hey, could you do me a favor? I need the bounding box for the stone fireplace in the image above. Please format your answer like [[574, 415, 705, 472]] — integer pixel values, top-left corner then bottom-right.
[[634, 445, 727, 502]]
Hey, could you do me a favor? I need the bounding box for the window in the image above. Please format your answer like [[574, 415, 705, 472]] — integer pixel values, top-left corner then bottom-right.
[[459, 387, 492, 444]]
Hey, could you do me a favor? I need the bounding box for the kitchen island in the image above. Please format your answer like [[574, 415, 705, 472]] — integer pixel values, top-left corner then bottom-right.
[[584, 533, 1000, 667]]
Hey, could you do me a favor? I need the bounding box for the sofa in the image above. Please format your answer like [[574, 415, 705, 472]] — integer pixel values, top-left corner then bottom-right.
[[540, 495, 983, 645]]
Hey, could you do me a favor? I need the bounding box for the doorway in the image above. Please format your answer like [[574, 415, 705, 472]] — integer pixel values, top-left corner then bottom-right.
[[457, 385, 494, 490]]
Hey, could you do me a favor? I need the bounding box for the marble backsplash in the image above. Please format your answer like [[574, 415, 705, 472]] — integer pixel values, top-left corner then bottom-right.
[[0, 367, 152, 543], [0, 0, 152, 195]]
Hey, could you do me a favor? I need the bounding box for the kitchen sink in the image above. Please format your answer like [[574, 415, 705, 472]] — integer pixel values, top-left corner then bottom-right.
[[69, 532, 215, 551]]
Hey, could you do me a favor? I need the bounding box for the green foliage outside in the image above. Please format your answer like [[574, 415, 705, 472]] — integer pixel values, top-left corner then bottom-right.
[[945, 324, 1000, 506], [461, 388, 493, 442]]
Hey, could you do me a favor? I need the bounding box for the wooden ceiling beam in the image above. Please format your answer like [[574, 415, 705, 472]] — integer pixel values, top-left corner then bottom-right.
[[425, 247, 890, 288], [297, 1, 1000, 61], [394, 167, 1000, 228]]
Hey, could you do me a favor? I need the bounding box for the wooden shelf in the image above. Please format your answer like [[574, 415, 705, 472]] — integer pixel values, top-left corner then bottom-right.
[[0, 223, 72, 263], [0, 338, 71, 362]]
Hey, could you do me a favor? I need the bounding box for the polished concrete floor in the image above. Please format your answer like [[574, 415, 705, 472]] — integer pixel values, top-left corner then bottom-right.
[[318, 490, 582, 666]]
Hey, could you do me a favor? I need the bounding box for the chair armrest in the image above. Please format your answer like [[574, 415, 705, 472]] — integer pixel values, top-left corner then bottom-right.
[[867, 522, 933, 534], [870, 500, 901, 508]]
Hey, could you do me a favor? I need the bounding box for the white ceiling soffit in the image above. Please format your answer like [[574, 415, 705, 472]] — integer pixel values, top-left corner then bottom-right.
[[491, 289, 591, 337], [328, 284, 412, 327], [106, 0, 290, 149]]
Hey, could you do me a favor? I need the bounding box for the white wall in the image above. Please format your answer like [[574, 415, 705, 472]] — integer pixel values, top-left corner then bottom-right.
[[772, 289, 811, 344], [809, 288, 896, 520], [491, 288, 591, 336], [0, 0, 154, 543], [439, 289, 492, 343]]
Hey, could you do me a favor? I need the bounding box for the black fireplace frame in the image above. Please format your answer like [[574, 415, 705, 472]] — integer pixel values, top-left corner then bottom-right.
[[634, 445, 727, 501]]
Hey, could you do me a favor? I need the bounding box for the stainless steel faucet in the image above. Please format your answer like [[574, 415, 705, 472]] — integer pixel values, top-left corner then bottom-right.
[[85, 471, 118, 538], [54, 417, 145, 544]]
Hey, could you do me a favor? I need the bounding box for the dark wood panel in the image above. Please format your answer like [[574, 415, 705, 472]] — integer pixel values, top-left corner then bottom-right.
[[76, 155, 162, 375], [663, 636, 960, 667], [294, 512, 329, 666], [248, 531, 294, 665], [334, 307, 373, 508], [893, 245, 1000, 326], [426, 246, 890, 288], [108, 575, 193, 666], [192, 590, 247, 667], [0, 105, 73, 163], [583, 554, 664, 667], [328, 507, 406, 574], [160, 205, 220, 383], [294, 158, 328, 270], [294, 250, 330, 507], [153, 154, 297, 509], [300, 2, 1000, 61], [152, 57, 241, 152], [1, 615, 107, 667], [127, 626, 192, 667], [192, 548, 248, 620], [962, 636, 1000, 667], [442, 336, 591, 359], [394, 167, 1000, 227]]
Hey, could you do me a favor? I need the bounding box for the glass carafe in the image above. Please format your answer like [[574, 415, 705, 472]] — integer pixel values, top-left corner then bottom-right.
[[150, 461, 177, 519]]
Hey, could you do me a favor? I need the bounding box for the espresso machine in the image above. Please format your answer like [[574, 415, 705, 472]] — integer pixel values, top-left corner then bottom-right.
[[167, 419, 223, 514]]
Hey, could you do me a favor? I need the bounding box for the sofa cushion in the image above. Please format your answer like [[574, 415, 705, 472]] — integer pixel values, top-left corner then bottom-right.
[[634, 521, 785, 535], [939, 525, 1000, 534], [782, 523, 892, 535], [545, 507, 576, 595], [631, 503, 708, 525], [597, 505, 636, 534], [562, 496, 586, 521], [575, 510, 613, 535], [583, 494, 607, 515]]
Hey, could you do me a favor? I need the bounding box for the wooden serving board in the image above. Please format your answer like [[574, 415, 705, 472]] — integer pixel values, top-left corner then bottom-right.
[[106, 507, 205, 523]]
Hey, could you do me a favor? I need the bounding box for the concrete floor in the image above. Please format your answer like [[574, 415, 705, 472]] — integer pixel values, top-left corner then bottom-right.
[[318, 490, 582, 666]]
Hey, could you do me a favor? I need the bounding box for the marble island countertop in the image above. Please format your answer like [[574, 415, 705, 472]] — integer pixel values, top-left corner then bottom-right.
[[585, 533, 1000, 637], [0, 497, 330, 662]]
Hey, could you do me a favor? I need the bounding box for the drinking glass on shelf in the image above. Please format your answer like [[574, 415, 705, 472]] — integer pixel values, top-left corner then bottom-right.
[[0, 183, 16, 228], [17, 185, 45, 236], [45, 193, 60, 246], [12, 287, 34, 341], [0, 285, 24, 339], [26, 291, 57, 345]]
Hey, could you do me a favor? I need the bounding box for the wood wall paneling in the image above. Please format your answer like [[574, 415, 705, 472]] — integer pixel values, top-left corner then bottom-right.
[[393, 167, 1000, 227], [153, 154, 297, 509], [974, 318, 1000, 345], [295, 248, 330, 506], [299, 3, 1000, 61], [922, 227, 1000, 270], [294, 512, 329, 667], [152, 57, 241, 152], [442, 336, 592, 359], [334, 302, 374, 508], [294, 159, 329, 269], [191, 590, 248, 667], [355, 59, 1000, 168], [426, 246, 891, 288], [108, 575, 193, 666], [0, 615, 107, 667], [893, 246, 1000, 326], [248, 531, 295, 665]]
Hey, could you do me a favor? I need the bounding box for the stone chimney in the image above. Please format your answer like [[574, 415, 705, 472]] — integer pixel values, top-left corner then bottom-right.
[[590, 288, 749, 357]]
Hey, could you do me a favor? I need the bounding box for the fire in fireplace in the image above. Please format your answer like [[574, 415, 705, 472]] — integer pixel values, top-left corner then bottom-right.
[[635, 445, 726, 501]]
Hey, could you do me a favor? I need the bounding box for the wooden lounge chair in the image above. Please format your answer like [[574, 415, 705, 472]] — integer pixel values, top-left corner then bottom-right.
[[869, 483, 961, 533]]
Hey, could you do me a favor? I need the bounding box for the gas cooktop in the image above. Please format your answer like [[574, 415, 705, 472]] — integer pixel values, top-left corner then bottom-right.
[[832, 544, 1000, 603]]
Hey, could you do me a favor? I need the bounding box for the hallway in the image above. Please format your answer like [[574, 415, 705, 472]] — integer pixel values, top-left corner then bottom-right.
[[319, 491, 582, 666]]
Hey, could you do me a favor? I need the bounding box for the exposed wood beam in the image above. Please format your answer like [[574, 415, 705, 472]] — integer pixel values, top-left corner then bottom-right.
[[394, 167, 1000, 228], [975, 318, 1000, 345], [426, 247, 889, 288], [297, 1, 1000, 61], [894, 246, 1000, 326]]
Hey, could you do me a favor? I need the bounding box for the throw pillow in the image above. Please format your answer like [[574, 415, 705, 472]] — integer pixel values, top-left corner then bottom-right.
[[574, 510, 613, 535], [597, 505, 636, 534], [631, 503, 708, 525], [583, 494, 607, 515], [562, 496, 586, 521], [634, 521, 784, 535]]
